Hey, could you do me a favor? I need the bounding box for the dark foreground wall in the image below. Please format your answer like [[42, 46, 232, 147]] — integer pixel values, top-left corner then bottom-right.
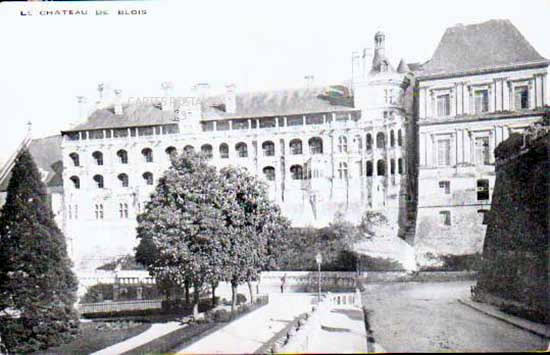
[[476, 128, 549, 322]]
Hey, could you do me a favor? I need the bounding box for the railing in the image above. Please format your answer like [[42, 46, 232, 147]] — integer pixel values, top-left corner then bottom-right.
[[78, 299, 162, 314]]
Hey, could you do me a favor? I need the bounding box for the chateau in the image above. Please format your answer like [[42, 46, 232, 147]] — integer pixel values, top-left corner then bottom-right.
[[1, 19, 547, 271]]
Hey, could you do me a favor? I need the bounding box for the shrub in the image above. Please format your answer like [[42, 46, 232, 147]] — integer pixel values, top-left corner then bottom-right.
[[236, 293, 247, 305]]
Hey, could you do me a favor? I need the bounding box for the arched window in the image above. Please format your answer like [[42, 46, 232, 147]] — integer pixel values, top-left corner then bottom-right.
[[377, 160, 386, 176], [366, 134, 372, 150], [338, 136, 348, 153], [366, 161, 373, 177], [93, 174, 104, 188], [338, 162, 348, 179], [290, 139, 303, 155], [390, 159, 395, 175], [142, 148, 153, 163], [309, 137, 323, 155], [290, 165, 303, 180], [118, 173, 129, 187], [201, 144, 213, 158], [398, 158, 404, 174], [69, 152, 80, 167], [398, 129, 403, 146], [236, 142, 248, 158], [143, 172, 154, 185], [262, 141, 275, 157], [117, 149, 128, 164], [263, 166, 275, 181], [92, 151, 103, 166], [390, 130, 395, 147], [219, 143, 229, 159], [354, 135, 362, 151], [184, 145, 195, 154], [165, 146, 177, 157], [70, 176, 80, 189], [376, 132, 386, 149]]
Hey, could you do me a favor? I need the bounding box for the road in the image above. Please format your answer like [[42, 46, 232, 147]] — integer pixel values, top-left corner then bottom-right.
[[361, 281, 548, 352]]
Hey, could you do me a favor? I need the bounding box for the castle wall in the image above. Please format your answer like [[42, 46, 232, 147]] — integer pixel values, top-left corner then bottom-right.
[[476, 130, 549, 321], [414, 65, 548, 268]]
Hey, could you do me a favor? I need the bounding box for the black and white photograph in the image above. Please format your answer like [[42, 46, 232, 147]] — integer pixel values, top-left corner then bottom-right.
[[0, 0, 548, 353]]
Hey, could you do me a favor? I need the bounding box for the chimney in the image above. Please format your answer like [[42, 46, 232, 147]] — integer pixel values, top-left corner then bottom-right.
[[114, 89, 123, 115], [224, 84, 236, 114], [161, 81, 174, 112], [76, 96, 87, 120], [192, 82, 210, 99], [362, 47, 373, 77], [96, 82, 105, 108], [304, 75, 314, 89]]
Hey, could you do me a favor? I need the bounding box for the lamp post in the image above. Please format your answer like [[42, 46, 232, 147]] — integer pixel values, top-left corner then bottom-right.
[[315, 252, 322, 303]]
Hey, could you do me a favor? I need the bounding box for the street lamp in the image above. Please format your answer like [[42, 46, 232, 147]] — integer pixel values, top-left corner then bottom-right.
[[315, 252, 322, 303]]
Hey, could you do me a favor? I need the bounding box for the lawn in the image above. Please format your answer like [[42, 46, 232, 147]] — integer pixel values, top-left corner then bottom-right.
[[43, 321, 151, 354]]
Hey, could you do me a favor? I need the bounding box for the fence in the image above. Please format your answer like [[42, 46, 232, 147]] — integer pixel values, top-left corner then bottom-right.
[[78, 299, 162, 314]]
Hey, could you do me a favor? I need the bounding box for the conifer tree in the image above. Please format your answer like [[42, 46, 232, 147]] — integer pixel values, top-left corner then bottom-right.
[[0, 150, 79, 353]]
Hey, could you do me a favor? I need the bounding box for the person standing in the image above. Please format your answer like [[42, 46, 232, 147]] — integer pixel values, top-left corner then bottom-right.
[[280, 274, 287, 293]]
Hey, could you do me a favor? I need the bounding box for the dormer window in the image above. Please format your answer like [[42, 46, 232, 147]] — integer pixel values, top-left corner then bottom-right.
[[381, 62, 388, 72]]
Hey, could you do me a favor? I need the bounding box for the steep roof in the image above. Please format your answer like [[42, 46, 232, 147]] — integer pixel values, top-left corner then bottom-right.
[[419, 19, 548, 77], [201, 86, 354, 120], [63, 86, 355, 131], [0, 135, 63, 192], [397, 59, 410, 73], [66, 105, 177, 132]]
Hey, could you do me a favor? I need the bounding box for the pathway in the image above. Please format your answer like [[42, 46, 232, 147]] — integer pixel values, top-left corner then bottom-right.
[[175, 293, 313, 354]]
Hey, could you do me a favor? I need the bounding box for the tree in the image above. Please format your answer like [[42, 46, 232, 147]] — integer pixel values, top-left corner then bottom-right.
[[0, 150, 79, 353], [136, 152, 232, 315], [136, 153, 290, 316], [218, 167, 290, 310]]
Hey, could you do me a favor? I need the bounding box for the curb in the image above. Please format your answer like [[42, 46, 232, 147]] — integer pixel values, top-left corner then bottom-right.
[[458, 299, 550, 339]]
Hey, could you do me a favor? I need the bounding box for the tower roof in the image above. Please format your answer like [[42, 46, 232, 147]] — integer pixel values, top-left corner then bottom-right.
[[397, 59, 410, 73], [419, 19, 548, 78]]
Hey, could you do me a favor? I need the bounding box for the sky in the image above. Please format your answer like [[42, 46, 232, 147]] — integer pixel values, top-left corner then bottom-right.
[[0, 0, 549, 163]]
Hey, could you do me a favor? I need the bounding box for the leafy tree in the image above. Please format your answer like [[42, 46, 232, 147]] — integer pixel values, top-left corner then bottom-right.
[[0, 150, 79, 353], [136, 153, 290, 316], [136, 152, 232, 315], [218, 167, 290, 310]]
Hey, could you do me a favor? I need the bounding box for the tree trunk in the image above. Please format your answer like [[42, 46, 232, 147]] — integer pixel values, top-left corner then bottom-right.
[[192, 282, 200, 317], [231, 280, 238, 316], [211, 282, 217, 306], [184, 280, 190, 305], [247, 280, 255, 304]]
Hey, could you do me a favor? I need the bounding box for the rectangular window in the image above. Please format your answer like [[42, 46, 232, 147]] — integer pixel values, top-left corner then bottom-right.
[[306, 115, 324, 125], [477, 179, 490, 200], [130, 128, 137, 137], [437, 139, 451, 166], [439, 211, 451, 226], [287, 116, 303, 126], [475, 137, 491, 165], [74, 205, 78, 220], [155, 126, 161, 135], [437, 94, 450, 117], [138, 126, 154, 136], [217, 120, 230, 131], [439, 181, 450, 194], [474, 90, 489, 113], [114, 128, 129, 138], [259, 118, 276, 128], [89, 130, 104, 140], [514, 86, 529, 110]]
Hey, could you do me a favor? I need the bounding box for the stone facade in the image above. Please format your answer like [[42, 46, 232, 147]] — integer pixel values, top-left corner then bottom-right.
[[413, 20, 549, 268], [475, 120, 549, 322], [61, 32, 416, 271]]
